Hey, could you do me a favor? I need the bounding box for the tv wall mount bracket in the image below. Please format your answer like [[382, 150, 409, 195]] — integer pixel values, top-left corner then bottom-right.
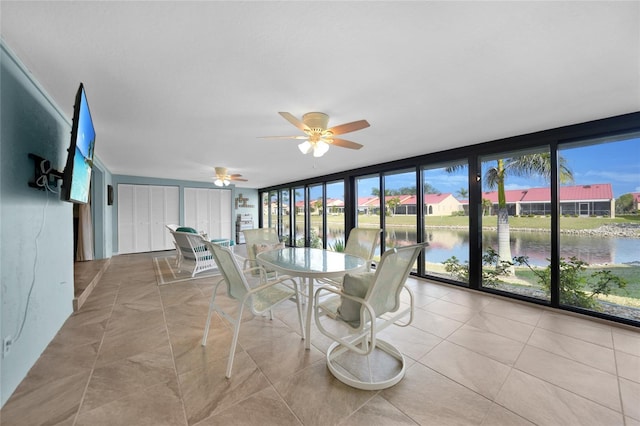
[[28, 153, 63, 191]]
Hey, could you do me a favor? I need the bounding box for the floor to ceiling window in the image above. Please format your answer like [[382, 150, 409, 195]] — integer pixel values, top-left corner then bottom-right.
[[293, 186, 306, 247], [479, 148, 552, 301], [280, 188, 290, 244], [258, 112, 639, 326], [423, 161, 469, 283], [308, 184, 324, 248], [355, 174, 382, 259], [384, 169, 418, 271], [326, 180, 345, 251], [557, 133, 640, 322], [383, 169, 417, 248]]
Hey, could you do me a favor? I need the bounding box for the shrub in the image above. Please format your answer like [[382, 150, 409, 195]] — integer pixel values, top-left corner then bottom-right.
[[513, 256, 627, 310], [444, 250, 627, 310], [329, 239, 345, 252], [443, 247, 513, 287]]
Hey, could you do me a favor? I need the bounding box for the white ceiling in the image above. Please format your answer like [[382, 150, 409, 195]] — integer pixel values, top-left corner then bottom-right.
[[2, 1, 639, 189]]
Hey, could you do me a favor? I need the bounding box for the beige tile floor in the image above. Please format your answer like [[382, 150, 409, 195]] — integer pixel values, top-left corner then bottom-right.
[[2, 249, 639, 426]]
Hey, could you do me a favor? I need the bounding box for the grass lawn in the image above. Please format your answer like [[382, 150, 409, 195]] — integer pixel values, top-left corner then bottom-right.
[[513, 265, 640, 308], [315, 213, 637, 230]]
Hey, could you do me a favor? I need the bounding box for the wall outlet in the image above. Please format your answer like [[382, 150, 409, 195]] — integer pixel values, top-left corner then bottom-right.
[[3, 336, 13, 357]]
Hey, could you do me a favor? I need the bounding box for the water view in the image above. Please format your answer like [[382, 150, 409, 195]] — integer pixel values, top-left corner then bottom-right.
[[307, 225, 639, 267]]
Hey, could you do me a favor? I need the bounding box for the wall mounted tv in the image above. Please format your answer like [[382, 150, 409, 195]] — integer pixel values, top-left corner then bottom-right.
[[61, 83, 96, 204]]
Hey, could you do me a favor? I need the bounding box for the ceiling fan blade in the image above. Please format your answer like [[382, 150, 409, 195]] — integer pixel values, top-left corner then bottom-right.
[[229, 174, 243, 178], [258, 135, 308, 140], [327, 137, 363, 150], [327, 119, 370, 135], [231, 178, 248, 182], [279, 112, 310, 132]]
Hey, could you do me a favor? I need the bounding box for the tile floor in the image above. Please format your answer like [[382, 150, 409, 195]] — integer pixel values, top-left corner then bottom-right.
[[1, 250, 639, 426]]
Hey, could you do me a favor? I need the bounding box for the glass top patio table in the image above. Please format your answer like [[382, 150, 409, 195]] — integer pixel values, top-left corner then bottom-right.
[[256, 247, 367, 349]]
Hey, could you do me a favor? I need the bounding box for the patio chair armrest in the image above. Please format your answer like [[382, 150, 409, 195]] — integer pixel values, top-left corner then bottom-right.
[[393, 284, 415, 327], [245, 274, 300, 296], [313, 286, 378, 356]]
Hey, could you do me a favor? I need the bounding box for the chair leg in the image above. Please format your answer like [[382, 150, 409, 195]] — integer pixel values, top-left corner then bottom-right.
[[295, 290, 305, 340], [201, 291, 217, 346], [226, 303, 245, 379]]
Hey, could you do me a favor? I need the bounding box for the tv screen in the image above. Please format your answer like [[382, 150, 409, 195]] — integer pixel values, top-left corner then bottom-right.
[[62, 83, 96, 204]]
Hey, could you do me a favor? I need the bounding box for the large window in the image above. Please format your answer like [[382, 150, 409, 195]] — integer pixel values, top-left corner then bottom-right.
[[423, 161, 469, 283], [383, 169, 417, 249], [293, 186, 306, 247], [280, 188, 290, 244], [479, 148, 552, 301], [356, 174, 381, 259], [326, 180, 345, 251], [258, 113, 640, 326], [557, 133, 640, 322], [308, 184, 324, 248]]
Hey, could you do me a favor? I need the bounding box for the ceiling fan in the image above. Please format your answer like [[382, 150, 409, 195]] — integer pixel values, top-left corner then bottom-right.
[[261, 112, 370, 157], [214, 167, 247, 187]]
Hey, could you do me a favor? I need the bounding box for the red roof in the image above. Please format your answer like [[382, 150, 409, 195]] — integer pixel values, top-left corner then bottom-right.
[[358, 196, 379, 207], [481, 189, 527, 203], [482, 184, 613, 203]]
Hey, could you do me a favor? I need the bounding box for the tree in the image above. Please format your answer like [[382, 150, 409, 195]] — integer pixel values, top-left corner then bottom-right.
[[484, 153, 573, 268], [616, 193, 634, 214], [456, 187, 469, 199], [386, 196, 401, 216], [312, 199, 323, 215], [447, 152, 573, 272], [481, 198, 493, 216]]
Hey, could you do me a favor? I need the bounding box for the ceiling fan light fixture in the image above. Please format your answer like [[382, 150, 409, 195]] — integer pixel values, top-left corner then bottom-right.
[[313, 140, 330, 157], [298, 140, 312, 154]]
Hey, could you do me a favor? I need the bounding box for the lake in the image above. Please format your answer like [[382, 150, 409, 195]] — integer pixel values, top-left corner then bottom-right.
[[300, 225, 639, 267]]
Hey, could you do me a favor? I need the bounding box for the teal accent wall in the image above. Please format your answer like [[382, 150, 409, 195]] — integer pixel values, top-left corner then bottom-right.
[[1, 42, 75, 406]]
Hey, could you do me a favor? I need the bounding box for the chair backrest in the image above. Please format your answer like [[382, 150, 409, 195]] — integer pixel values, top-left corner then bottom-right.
[[243, 228, 281, 262], [172, 231, 207, 259], [205, 241, 250, 301], [166, 224, 179, 232], [344, 228, 381, 261], [365, 243, 426, 319]]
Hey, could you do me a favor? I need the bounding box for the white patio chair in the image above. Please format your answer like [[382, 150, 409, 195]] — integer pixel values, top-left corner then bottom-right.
[[201, 241, 305, 378], [313, 243, 427, 390], [166, 224, 181, 266], [242, 228, 283, 276], [171, 231, 217, 277], [320, 227, 381, 287]]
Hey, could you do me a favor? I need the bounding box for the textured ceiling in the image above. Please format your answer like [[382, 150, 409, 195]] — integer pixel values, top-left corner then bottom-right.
[[2, 1, 639, 189]]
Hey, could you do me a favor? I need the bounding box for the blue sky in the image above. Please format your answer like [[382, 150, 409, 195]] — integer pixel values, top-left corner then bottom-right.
[[333, 136, 639, 199]]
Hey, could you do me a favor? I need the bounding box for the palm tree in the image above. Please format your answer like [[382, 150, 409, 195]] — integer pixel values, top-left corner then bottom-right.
[[484, 153, 573, 267], [447, 153, 573, 271], [386, 196, 401, 216], [312, 199, 323, 215], [456, 187, 469, 200]]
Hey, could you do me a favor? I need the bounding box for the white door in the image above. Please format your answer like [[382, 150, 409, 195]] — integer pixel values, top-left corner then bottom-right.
[[117, 184, 136, 254], [118, 184, 180, 254], [184, 188, 233, 240], [150, 185, 180, 251]]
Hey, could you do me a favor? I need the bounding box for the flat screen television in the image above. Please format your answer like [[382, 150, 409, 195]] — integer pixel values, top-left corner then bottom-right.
[[61, 83, 96, 204]]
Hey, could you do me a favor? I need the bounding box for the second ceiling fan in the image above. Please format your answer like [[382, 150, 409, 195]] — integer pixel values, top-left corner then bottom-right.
[[262, 112, 370, 157]]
